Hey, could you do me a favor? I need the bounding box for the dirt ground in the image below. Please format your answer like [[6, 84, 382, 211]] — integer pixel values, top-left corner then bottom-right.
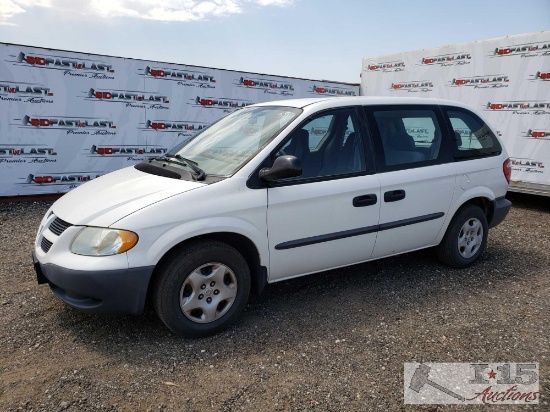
[[0, 193, 548, 411]]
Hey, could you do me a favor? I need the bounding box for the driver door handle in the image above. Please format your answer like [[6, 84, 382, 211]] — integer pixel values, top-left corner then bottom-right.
[[353, 194, 378, 207]]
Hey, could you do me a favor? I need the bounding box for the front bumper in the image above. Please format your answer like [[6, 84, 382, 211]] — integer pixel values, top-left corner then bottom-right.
[[33, 251, 154, 315], [489, 196, 512, 229]]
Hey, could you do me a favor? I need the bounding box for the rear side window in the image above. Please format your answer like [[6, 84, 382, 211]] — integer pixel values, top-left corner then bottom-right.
[[444, 108, 502, 158], [370, 108, 444, 168], [402, 116, 437, 147]]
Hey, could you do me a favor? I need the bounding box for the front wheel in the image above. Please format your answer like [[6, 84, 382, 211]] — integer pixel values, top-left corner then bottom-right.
[[436, 204, 488, 268], [153, 240, 251, 337]]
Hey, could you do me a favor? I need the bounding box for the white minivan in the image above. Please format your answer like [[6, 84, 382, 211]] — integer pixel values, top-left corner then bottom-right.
[[33, 97, 512, 337]]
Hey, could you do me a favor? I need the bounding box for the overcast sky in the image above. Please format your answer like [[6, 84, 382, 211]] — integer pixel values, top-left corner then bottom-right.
[[1, 0, 549, 83]]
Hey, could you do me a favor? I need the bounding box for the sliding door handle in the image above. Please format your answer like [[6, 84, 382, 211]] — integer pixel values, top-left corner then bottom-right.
[[384, 190, 406, 202]]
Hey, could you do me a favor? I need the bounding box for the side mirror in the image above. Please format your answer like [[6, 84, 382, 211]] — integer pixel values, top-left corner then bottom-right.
[[259, 155, 302, 182]]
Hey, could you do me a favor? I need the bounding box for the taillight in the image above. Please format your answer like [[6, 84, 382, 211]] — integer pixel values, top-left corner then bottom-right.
[[503, 158, 512, 184]]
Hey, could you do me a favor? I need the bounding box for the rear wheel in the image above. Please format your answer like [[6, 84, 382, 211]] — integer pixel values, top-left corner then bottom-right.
[[153, 240, 251, 337], [436, 204, 488, 268]]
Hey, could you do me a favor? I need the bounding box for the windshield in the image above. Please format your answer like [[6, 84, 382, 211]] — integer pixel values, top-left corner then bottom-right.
[[166, 106, 302, 176]]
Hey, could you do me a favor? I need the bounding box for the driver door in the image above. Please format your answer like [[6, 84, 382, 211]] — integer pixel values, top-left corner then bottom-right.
[[266, 107, 381, 281]]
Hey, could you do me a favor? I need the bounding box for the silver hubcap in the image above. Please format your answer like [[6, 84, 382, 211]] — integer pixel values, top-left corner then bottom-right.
[[179, 263, 238, 324], [457, 218, 483, 258]]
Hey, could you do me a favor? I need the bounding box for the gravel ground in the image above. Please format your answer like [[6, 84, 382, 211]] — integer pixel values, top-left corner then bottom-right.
[[0, 193, 548, 411]]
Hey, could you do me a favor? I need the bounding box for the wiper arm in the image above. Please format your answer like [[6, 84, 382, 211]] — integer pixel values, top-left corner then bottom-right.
[[163, 153, 198, 166], [172, 154, 206, 181], [157, 154, 206, 181]]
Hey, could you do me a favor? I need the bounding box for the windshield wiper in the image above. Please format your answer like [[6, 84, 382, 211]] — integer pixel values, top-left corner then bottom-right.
[[156, 154, 206, 181]]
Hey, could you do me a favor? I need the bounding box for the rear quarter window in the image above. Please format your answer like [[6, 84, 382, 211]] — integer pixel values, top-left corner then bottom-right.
[[443, 107, 502, 158]]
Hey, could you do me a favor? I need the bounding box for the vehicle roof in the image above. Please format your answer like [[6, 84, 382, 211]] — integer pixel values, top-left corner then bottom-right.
[[252, 96, 476, 110]]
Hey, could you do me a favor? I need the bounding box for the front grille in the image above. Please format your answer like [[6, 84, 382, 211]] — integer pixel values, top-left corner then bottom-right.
[[49, 217, 72, 236], [41, 237, 53, 253]]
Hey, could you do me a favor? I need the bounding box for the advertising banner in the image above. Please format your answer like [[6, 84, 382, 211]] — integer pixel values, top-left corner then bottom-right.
[[0, 44, 359, 196], [361, 32, 550, 192]]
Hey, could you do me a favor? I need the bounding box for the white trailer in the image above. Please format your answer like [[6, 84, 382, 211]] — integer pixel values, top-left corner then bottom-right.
[[361, 31, 550, 196], [0, 43, 359, 197]]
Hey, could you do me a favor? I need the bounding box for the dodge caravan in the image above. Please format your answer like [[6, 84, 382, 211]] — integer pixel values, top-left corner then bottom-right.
[[33, 97, 512, 337]]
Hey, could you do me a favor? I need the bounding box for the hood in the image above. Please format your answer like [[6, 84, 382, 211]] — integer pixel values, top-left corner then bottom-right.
[[52, 166, 205, 227]]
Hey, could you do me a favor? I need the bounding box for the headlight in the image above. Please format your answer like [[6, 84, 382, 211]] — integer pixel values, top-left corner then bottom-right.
[[70, 227, 138, 256]]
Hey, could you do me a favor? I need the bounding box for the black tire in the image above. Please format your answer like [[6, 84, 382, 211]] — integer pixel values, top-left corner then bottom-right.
[[436, 204, 488, 268], [152, 240, 251, 338]]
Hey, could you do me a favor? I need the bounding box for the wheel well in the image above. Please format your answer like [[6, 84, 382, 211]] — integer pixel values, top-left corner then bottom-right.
[[462, 197, 494, 224], [147, 232, 267, 303]]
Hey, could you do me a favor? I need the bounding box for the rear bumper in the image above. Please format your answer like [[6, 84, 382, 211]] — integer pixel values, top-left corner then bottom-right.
[[489, 196, 512, 229], [33, 252, 154, 315]]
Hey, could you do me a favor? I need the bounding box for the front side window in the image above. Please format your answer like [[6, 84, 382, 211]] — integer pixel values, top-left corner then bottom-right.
[[306, 114, 334, 150], [371, 109, 443, 167], [275, 108, 366, 181], [168, 106, 302, 176]]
